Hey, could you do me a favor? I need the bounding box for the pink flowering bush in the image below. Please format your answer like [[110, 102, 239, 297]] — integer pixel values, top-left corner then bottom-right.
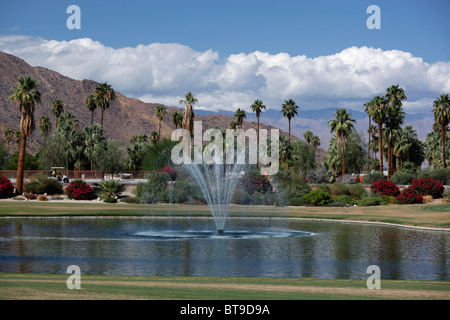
[[0, 175, 15, 198], [65, 180, 95, 200], [157, 166, 177, 181], [241, 171, 273, 194], [410, 177, 444, 198], [396, 186, 423, 204], [370, 179, 400, 197]]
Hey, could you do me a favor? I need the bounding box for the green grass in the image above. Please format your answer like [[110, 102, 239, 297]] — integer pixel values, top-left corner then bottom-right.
[[1, 273, 449, 300], [0, 201, 449, 229]]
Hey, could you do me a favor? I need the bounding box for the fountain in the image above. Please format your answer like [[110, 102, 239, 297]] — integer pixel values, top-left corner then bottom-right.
[[186, 143, 247, 235]]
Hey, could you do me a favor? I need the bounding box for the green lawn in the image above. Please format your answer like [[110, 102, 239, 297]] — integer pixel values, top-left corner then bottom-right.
[[0, 200, 448, 229], [1, 273, 449, 300]]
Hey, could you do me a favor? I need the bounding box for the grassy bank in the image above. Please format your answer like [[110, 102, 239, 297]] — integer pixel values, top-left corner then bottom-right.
[[1, 273, 449, 300], [0, 200, 449, 229]]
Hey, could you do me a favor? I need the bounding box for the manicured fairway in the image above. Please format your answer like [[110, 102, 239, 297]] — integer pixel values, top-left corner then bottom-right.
[[0, 273, 449, 300]]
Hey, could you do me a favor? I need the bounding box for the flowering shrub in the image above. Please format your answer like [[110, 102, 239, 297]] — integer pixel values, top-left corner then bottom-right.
[[241, 172, 272, 194], [0, 175, 15, 198], [410, 177, 444, 198], [396, 186, 423, 204], [370, 179, 400, 197], [24, 193, 37, 200], [65, 180, 95, 200], [157, 166, 177, 181]]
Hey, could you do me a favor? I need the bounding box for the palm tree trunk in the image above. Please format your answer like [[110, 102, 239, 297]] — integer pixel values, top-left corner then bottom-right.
[[288, 119, 291, 142], [16, 133, 26, 194], [367, 118, 371, 172], [442, 125, 447, 168], [158, 121, 162, 142], [256, 116, 260, 168], [378, 123, 383, 174], [100, 109, 104, 130], [91, 111, 94, 126], [342, 155, 346, 177]]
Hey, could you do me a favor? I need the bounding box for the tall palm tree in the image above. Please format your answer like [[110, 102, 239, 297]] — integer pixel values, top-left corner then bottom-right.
[[150, 131, 159, 144], [234, 108, 247, 128], [368, 95, 389, 174], [155, 106, 167, 142], [364, 99, 375, 172], [8, 75, 41, 194], [250, 99, 266, 165], [432, 93, 450, 168], [328, 108, 355, 176], [311, 135, 321, 152], [51, 99, 65, 129], [83, 124, 107, 171], [303, 130, 313, 144], [229, 120, 240, 131], [3, 129, 14, 153], [57, 112, 78, 130], [281, 99, 299, 142], [85, 94, 97, 126], [95, 82, 116, 130], [385, 85, 406, 177], [38, 115, 51, 146], [179, 91, 197, 136], [170, 111, 184, 129], [368, 124, 378, 169]]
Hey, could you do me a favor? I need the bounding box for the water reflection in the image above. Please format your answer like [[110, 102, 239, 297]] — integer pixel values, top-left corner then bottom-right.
[[0, 218, 448, 280]]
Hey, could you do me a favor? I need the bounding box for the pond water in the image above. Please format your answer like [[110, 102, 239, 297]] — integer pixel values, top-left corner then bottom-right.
[[0, 217, 448, 280]]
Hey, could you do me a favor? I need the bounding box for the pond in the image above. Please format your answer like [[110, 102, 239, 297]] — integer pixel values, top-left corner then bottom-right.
[[0, 217, 448, 280]]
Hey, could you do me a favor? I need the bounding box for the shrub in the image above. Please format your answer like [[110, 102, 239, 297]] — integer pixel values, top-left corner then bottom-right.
[[135, 172, 170, 203], [241, 171, 272, 194], [363, 172, 385, 184], [330, 194, 357, 206], [381, 195, 398, 205], [370, 179, 400, 197], [99, 180, 124, 200], [315, 184, 331, 193], [330, 182, 349, 196], [157, 166, 178, 181], [418, 168, 450, 185], [303, 189, 331, 206], [349, 184, 367, 200], [170, 179, 205, 204], [0, 175, 15, 198], [37, 195, 48, 201], [25, 174, 63, 195], [410, 177, 444, 198], [396, 186, 423, 204], [24, 193, 37, 200], [305, 166, 329, 184], [390, 171, 415, 185], [65, 180, 95, 200], [357, 196, 383, 206]]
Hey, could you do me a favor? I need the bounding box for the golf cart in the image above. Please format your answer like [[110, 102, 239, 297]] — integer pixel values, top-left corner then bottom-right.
[[49, 167, 70, 183]]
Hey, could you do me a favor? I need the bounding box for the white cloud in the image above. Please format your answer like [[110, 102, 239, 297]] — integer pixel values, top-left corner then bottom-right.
[[0, 35, 449, 114]]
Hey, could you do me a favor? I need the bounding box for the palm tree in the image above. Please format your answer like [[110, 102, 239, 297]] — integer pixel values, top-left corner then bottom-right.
[[234, 108, 247, 128], [368, 95, 389, 174], [368, 124, 378, 169], [432, 93, 450, 168], [57, 112, 78, 130], [170, 111, 183, 129], [311, 135, 321, 152], [3, 129, 14, 153], [95, 82, 116, 130], [328, 108, 355, 176], [85, 94, 97, 126], [150, 131, 159, 144], [83, 124, 107, 171], [138, 134, 148, 144], [229, 120, 240, 131], [179, 91, 197, 136], [303, 131, 313, 144], [281, 99, 299, 141], [250, 99, 266, 164], [155, 106, 167, 142], [51, 99, 65, 129], [8, 75, 41, 194], [38, 115, 51, 146]]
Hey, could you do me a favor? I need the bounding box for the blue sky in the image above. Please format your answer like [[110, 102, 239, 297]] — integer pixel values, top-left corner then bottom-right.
[[0, 0, 449, 114]]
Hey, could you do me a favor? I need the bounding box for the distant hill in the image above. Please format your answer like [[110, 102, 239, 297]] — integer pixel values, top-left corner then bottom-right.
[[0, 51, 288, 156]]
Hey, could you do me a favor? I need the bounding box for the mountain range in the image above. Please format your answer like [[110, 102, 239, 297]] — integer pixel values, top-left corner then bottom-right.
[[0, 50, 435, 163]]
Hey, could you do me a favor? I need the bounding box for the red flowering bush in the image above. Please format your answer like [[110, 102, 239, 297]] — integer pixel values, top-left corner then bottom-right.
[[157, 166, 177, 181], [396, 186, 423, 204], [241, 171, 272, 194], [0, 175, 15, 198], [370, 179, 400, 197], [65, 180, 95, 200], [410, 177, 444, 198]]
